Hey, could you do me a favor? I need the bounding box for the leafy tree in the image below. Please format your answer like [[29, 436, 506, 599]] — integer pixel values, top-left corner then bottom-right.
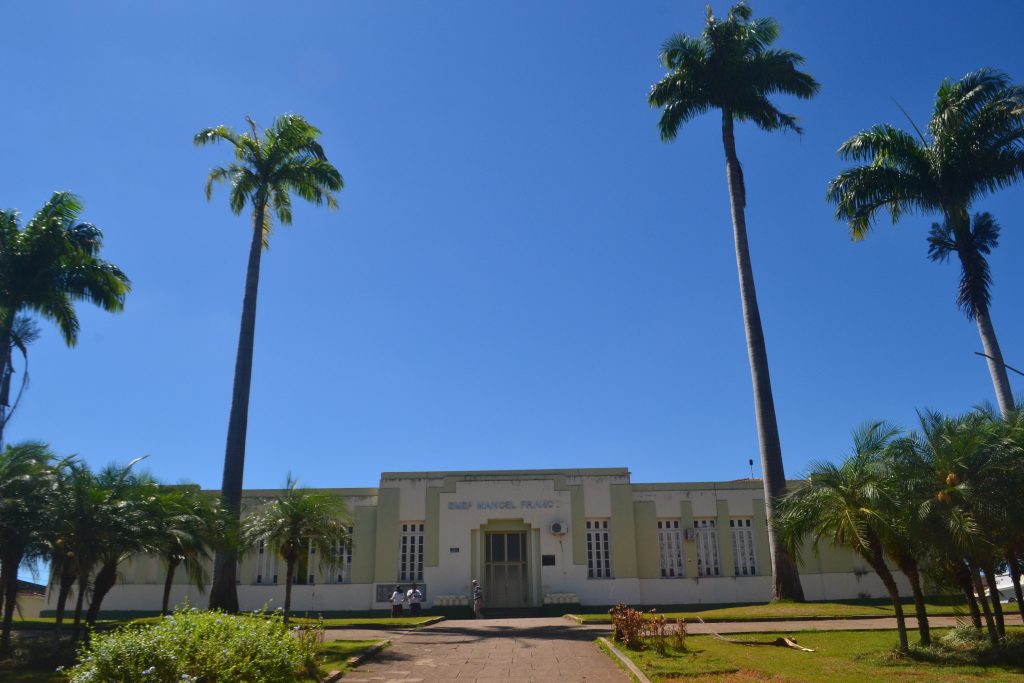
[[241, 476, 350, 625], [776, 423, 912, 651], [648, 2, 818, 600], [0, 193, 130, 446], [0, 441, 58, 653], [827, 70, 1024, 415], [195, 115, 343, 612]]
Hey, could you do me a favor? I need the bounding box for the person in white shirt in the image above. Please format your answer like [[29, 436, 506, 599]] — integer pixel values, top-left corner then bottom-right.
[[471, 579, 483, 619], [406, 583, 423, 616], [389, 585, 406, 617]]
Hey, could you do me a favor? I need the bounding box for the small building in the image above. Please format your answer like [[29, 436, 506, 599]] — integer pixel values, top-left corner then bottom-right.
[[45, 467, 906, 615]]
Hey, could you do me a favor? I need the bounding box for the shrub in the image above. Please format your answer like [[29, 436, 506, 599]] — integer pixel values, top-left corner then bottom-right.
[[608, 604, 687, 653], [65, 608, 320, 682]]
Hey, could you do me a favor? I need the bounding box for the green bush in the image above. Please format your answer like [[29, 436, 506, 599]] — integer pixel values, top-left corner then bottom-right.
[[65, 608, 320, 682]]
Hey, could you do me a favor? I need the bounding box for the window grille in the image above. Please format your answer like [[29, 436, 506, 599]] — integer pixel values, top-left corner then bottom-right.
[[329, 527, 354, 584], [693, 518, 721, 577], [399, 522, 425, 582], [255, 539, 279, 585], [730, 518, 758, 576], [657, 519, 685, 577], [586, 519, 612, 579]]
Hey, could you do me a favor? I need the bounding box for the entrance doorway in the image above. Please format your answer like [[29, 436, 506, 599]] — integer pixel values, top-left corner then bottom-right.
[[484, 531, 528, 608]]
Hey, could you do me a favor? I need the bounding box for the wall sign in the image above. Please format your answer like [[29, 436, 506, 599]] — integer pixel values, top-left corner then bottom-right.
[[447, 499, 555, 510]]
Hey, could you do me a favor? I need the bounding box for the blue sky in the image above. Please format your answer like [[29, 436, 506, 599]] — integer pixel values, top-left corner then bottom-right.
[[3, 0, 1023, 494]]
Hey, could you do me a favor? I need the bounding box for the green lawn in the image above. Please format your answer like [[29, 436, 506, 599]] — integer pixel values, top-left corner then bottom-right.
[[571, 598, 974, 623], [603, 629, 1024, 682]]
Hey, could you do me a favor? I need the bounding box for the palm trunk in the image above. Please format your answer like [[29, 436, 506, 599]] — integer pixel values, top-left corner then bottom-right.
[[954, 561, 983, 629], [969, 562, 999, 646], [0, 549, 23, 655], [0, 311, 14, 450], [720, 109, 803, 601], [71, 575, 87, 640], [162, 557, 181, 616], [899, 558, 930, 645], [981, 562, 1005, 637], [209, 201, 267, 613], [54, 564, 77, 635], [863, 538, 908, 652], [284, 555, 295, 626], [1008, 554, 1024, 621], [84, 560, 119, 639], [974, 306, 1014, 417]]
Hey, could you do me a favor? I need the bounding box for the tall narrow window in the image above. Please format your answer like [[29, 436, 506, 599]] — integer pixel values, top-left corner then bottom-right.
[[255, 540, 279, 585], [657, 519, 685, 578], [585, 519, 612, 579], [730, 518, 758, 576], [330, 526, 353, 584], [399, 522, 424, 582], [693, 518, 720, 577]]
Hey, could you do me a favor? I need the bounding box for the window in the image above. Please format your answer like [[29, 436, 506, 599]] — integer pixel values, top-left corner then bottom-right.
[[657, 519, 685, 578], [586, 519, 612, 579], [693, 518, 721, 577], [329, 527, 354, 584], [730, 518, 758, 576], [399, 522, 424, 582], [255, 540, 279, 585]]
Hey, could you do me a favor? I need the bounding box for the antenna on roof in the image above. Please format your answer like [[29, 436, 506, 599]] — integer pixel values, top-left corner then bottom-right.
[[748, 459, 755, 479]]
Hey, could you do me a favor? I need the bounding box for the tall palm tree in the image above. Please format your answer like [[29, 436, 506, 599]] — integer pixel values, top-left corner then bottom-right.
[[195, 115, 343, 612], [648, 2, 818, 600], [0, 441, 57, 654], [827, 70, 1024, 416], [0, 193, 130, 447], [241, 475, 350, 625], [153, 485, 219, 615], [776, 422, 912, 651]]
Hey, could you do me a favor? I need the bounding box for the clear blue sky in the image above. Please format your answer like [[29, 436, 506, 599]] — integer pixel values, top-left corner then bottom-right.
[[3, 1, 1023, 492]]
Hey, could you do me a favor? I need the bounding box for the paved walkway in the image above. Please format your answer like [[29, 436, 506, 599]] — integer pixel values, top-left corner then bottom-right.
[[329, 613, 1024, 682], [328, 618, 626, 682]]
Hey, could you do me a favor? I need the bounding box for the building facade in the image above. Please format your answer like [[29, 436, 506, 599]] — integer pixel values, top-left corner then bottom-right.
[[45, 468, 908, 615]]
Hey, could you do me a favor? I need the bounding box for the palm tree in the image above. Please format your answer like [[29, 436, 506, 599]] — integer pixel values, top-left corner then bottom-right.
[[648, 2, 818, 601], [0, 193, 130, 447], [776, 422, 912, 651], [827, 70, 1024, 416], [46, 460, 99, 637], [153, 486, 219, 615], [0, 442, 57, 654], [241, 475, 350, 625], [194, 115, 343, 612]]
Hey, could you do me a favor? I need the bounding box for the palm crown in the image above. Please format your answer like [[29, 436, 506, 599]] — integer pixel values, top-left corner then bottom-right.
[[194, 115, 343, 244], [648, 3, 819, 141], [827, 69, 1024, 239]]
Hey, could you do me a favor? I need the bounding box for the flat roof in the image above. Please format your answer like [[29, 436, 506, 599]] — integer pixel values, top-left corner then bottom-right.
[[380, 467, 631, 479]]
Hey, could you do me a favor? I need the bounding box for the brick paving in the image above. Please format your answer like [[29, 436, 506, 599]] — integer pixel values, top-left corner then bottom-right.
[[327, 617, 627, 682]]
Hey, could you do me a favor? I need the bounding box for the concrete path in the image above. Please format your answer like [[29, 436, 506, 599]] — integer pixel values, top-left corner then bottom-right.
[[327, 618, 627, 682], [328, 613, 1024, 681]]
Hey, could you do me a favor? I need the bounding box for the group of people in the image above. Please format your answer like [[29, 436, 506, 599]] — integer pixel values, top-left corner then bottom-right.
[[387, 579, 485, 619]]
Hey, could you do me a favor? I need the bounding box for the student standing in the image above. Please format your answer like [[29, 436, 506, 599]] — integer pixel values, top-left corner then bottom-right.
[[406, 583, 423, 616], [389, 585, 406, 617], [471, 579, 483, 619]]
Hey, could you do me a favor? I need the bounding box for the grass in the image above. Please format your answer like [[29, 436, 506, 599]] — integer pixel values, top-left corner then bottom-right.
[[13, 614, 442, 631], [607, 628, 1024, 682], [570, 598, 972, 623]]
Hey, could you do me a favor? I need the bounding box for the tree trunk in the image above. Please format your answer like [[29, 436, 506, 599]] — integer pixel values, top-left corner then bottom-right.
[[0, 310, 14, 450], [0, 549, 23, 655], [284, 555, 294, 626], [969, 562, 999, 646], [1007, 553, 1024, 621], [720, 109, 803, 601], [954, 561, 983, 629], [899, 559, 930, 646], [84, 561, 118, 631], [981, 562, 1005, 637], [54, 564, 76, 635], [863, 542, 908, 652], [209, 201, 267, 613], [162, 557, 180, 616], [974, 306, 1014, 417], [71, 576, 87, 640]]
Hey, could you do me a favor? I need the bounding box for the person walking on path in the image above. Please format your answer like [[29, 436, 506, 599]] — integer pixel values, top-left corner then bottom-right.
[[406, 583, 423, 616], [389, 585, 406, 617], [471, 579, 483, 619]]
